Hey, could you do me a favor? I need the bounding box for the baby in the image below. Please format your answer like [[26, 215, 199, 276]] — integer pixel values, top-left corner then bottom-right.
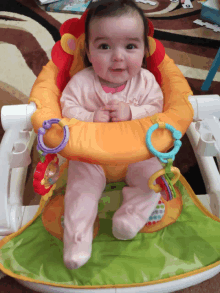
[[60, 0, 164, 270]]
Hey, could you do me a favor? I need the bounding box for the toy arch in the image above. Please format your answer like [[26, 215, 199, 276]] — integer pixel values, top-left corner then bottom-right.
[[29, 10, 194, 166]]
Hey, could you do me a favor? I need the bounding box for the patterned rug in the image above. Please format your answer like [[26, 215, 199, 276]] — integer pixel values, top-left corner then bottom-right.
[[1, 0, 219, 100], [0, 0, 220, 291]]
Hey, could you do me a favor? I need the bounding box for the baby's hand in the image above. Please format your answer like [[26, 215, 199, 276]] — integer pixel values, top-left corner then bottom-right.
[[104, 100, 132, 122], [93, 107, 111, 122]]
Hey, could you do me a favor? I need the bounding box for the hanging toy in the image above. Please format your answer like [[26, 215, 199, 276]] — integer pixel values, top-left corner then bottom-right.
[[155, 175, 172, 201], [33, 153, 59, 196], [146, 121, 182, 201], [33, 119, 69, 200]]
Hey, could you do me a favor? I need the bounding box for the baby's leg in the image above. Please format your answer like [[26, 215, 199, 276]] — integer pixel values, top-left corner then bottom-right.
[[112, 157, 162, 240], [63, 160, 106, 270]]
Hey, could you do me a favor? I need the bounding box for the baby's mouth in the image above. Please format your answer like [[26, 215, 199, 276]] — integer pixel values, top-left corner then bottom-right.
[[110, 68, 125, 72]]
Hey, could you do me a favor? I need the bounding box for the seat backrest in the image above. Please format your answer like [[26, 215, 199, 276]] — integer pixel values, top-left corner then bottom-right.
[[29, 8, 194, 166]]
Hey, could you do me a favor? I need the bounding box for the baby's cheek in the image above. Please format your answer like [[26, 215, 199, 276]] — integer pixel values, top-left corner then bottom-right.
[[133, 60, 143, 69], [100, 55, 109, 65], [127, 57, 142, 69], [94, 56, 108, 69], [94, 62, 103, 71], [92, 61, 105, 74]]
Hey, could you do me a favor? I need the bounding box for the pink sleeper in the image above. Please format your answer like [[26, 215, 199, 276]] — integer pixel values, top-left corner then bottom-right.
[[61, 67, 164, 270]]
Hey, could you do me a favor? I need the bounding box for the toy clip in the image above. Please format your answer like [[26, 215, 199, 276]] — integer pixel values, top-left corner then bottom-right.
[[34, 118, 70, 197], [37, 118, 69, 156], [146, 122, 182, 200], [146, 122, 182, 164]]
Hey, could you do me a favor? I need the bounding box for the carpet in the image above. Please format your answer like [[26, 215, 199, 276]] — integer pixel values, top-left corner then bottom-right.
[[0, 0, 220, 292]]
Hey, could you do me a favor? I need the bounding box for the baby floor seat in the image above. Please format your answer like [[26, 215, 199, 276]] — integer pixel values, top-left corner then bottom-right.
[[1, 175, 220, 293], [1, 7, 220, 293]]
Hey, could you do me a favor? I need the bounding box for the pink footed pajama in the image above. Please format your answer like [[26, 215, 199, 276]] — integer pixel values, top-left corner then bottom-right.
[[63, 157, 162, 270]]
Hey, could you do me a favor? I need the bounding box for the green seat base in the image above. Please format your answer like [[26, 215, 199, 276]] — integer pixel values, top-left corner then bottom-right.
[[0, 177, 220, 289]]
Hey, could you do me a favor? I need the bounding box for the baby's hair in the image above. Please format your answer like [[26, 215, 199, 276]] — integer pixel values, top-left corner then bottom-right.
[[84, 0, 149, 69]]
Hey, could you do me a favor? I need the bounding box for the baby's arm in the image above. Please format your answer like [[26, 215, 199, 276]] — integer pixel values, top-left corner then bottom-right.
[[129, 73, 164, 120], [60, 80, 95, 122], [103, 72, 163, 122], [60, 77, 110, 122]]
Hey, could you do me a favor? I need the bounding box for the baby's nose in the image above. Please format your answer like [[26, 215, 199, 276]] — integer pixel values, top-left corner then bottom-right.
[[112, 49, 124, 61]]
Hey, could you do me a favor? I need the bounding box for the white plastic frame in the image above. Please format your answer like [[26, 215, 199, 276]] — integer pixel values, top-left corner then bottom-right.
[[1, 94, 220, 293], [0, 102, 37, 235]]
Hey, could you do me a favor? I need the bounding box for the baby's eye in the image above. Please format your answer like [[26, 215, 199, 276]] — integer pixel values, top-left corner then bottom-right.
[[127, 44, 137, 49], [99, 44, 110, 50]]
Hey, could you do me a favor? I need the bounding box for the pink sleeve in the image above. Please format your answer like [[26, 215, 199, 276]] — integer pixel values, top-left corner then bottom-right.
[[60, 76, 95, 122], [129, 73, 164, 120]]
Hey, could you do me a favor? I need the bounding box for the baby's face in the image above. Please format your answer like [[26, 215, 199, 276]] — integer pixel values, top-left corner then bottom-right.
[[86, 13, 145, 88]]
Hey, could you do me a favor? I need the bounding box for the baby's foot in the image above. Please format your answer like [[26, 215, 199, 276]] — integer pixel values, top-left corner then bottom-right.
[[112, 205, 148, 240], [63, 230, 93, 270]]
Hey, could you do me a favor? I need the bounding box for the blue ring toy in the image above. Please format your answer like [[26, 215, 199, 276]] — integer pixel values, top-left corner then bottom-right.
[[146, 123, 182, 163], [37, 119, 70, 156]]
